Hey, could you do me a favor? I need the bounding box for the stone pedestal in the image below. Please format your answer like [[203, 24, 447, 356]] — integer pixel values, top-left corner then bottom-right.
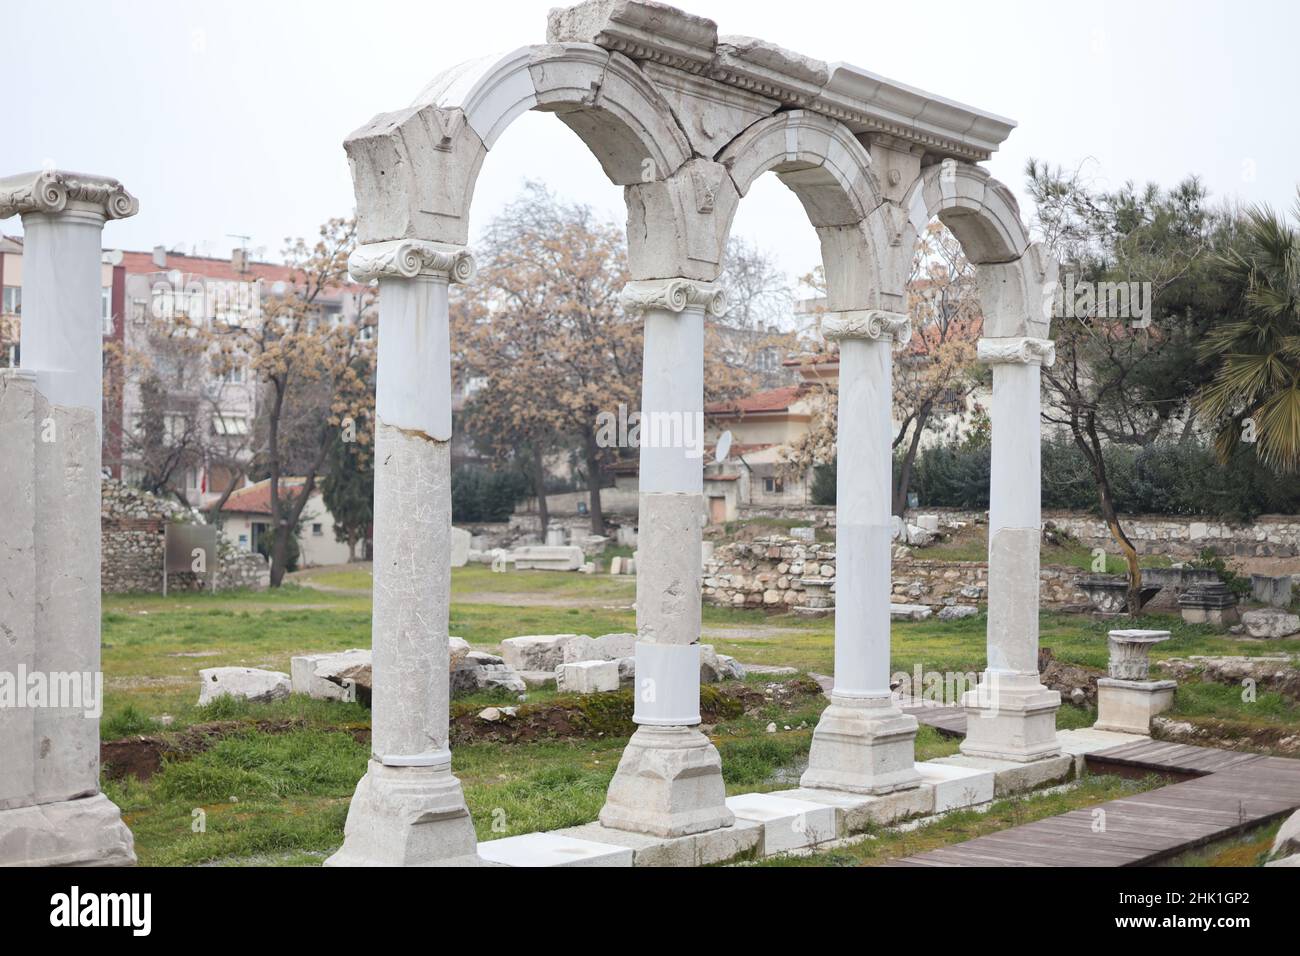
[[327, 241, 480, 867], [794, 577, 834, 617], [960, 338, 1061, 763], [600, 279, 733, 837], [802, 312, 921, 794], [1095, 679, 1176, 735], [0, 171, 138, 867], [1093, 628, 1175, 735], [1178, 581, 1239, 628]]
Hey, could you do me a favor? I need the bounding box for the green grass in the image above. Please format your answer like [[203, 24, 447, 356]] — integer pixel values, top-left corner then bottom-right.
[[97, 563, 1300, 866]]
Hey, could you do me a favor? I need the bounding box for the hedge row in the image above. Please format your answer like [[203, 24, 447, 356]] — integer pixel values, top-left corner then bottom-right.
[[814, 439, 1300, 520]]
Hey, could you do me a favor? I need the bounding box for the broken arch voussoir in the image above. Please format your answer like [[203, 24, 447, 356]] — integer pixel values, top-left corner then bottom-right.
[[718, 110, 881, 228], [904, 161, 1030, 265], [346, 43, 693, 246]]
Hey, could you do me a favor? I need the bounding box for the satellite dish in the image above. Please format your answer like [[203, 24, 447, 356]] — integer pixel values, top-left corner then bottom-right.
[[715, 430, 733, 462], [102, 249, 123, 266]]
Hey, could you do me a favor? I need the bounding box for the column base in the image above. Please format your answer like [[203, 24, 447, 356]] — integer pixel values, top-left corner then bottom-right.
[[800, 696, 923, 795], [1094, 678, 1176, 736], [0, 793, 136, 867], [959, 676, 1061, 763], [599, 725, 734, 838], [325, 759, 480, 867]]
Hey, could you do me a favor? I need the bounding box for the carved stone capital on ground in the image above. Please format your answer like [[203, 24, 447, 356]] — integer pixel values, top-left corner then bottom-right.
[[348, 239, 476, 283], [620, 278, 728, 317], [0, 169, 138, 222], [821, 309, 911, 347], [976, 336, 1056, 367]]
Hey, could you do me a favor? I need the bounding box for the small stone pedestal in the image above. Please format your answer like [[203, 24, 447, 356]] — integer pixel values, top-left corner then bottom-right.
[[794, 577, 834, 618], [1094, 629, 1176, 735], [1178, 581, 1239, 628]]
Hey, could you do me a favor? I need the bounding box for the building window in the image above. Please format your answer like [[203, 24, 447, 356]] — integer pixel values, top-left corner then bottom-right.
[[238, 533, 249, 549], [212, 414, 249, 436], [1, 286, 20, 315], [763, 477, 784, 494], [312, 523, 323, 536], [102, 287, 114, 335]]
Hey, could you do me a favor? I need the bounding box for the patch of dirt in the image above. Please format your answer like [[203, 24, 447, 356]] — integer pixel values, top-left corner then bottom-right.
[[99, 678, 827, 781], [448, 676, 825, 746], [451, 591, 630, 608], [100, 717, 309, 782], [1225, 555, 1300, 577], [1038, 648, 1105, 705]]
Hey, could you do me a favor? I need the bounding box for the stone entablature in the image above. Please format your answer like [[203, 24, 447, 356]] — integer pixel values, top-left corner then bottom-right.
[[545, 2, 1015, 162]]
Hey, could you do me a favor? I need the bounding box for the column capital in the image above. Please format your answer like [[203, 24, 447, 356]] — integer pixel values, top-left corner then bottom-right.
[[821, 309, 911, 347], [620, 278, 727, 317], [348, 239, 475, 284], [0, 169, 138, 223], [977, 336, 1055, 367]]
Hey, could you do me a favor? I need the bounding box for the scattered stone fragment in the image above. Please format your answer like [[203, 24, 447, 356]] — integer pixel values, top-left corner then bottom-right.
[[1242, 608, 1300, 640], [937, 605, 978, 621], [197, 667, 291, 706]]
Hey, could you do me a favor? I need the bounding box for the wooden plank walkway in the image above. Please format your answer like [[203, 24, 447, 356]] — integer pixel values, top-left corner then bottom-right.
[[1082, 738, 1264, 776], [898, 697, 967, 737], [891, 742, 1300, 867]]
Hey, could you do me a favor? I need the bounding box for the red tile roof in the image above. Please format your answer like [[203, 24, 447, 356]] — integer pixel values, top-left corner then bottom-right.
[[221, 477, 309, 515], [119, 250, 299, 284], [705, 385, 805, 416]]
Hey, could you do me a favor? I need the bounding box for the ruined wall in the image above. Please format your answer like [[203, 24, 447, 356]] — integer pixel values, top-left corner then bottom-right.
[[733, 506, 1300, 558], [101, 479, 269, 593], [703, 534, 1087, 610]]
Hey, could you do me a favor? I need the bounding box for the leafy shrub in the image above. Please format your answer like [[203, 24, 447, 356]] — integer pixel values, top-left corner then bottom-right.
[[452, 466, 530, 523]]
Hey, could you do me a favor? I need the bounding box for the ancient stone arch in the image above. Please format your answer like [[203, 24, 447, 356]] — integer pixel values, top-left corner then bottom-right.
[[323, 1, 1066, 866], [0, 0, 1064, 869]]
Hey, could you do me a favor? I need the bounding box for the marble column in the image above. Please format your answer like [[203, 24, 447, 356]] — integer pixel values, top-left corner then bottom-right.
[[801, 310, 922, 794], [599, 277, 735, 838], [959, 336, 1061, 762], [0, 170, 137, 865], [327, 240, 480, 866]]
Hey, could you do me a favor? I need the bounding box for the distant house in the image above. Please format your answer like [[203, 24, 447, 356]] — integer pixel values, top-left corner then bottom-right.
[[703, 384, 821, 515], [218, 477, 352, 567]]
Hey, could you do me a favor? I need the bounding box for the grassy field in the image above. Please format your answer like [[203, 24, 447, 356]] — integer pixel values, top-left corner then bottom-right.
[[98, 563, 1300, 866]]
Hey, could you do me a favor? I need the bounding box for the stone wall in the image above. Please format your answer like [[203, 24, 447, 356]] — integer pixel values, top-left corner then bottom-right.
[[1042, 512, 1300, 559], [101, 479, 269, 593], [731, 504, 1300, 559], [702, 534, 1087, 610]]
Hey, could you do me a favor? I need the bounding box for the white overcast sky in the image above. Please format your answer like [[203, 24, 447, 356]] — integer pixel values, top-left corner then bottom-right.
[[3, 0, 1296, 286]]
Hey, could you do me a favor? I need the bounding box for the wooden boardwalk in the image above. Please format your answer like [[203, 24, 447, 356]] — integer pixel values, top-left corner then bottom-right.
[[898, 697, 967, 737], [891, 740, 1300, 867], [1081, 738, 1264, 777]]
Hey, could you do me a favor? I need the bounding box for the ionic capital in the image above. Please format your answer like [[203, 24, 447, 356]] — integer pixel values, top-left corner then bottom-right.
[[0, 169, 138, 222], [620, 278, 728, 317], [821, 309, 911, 347], [348, 239, 476, 284], [977, 336, 1056, 367]]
